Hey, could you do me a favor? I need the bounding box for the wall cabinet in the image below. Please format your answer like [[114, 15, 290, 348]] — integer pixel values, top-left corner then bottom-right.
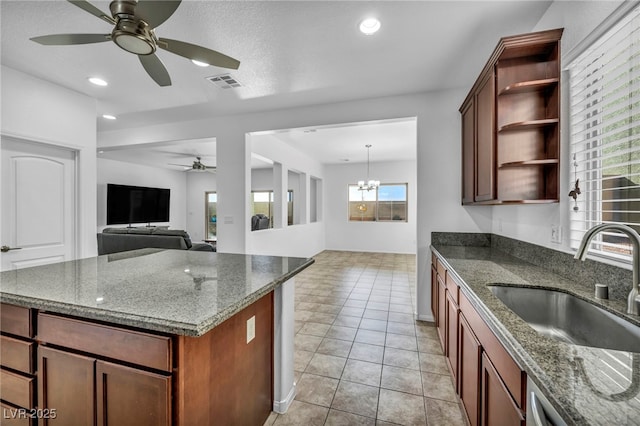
[[431, 251, 526, 425], [461, 28, 563, 205]]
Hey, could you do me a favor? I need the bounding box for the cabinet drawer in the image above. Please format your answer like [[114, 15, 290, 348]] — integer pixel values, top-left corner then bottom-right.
[[38, 313, 172, 372], [445, 273, 460, 304], [0, 304, 33, 338], [0, 335, 34, 374], [436, 258, 446, 280], [459, 291, 525, 408], [0, 402, 33, 426], [431, 252, 437, 267], [0, 369, 34, 409]]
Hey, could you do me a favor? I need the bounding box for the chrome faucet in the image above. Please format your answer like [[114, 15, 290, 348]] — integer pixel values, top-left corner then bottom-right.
[[575, 223, 640, 315]]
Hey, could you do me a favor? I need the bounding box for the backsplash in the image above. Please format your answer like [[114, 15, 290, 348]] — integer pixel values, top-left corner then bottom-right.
[[431, 232, 633, 302]]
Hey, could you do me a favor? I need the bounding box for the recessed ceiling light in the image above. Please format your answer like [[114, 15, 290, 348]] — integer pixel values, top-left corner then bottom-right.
[[192, 59, 209, 67], [88, 77, 108, 86], [102, 114, 116, 120], [359, 18, 381, 35]]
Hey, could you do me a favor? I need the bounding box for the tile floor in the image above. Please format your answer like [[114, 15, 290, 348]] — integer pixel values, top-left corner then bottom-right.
[[264, 250, 466, 426]]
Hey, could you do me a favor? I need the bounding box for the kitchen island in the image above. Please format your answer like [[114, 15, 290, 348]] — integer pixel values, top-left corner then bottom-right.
[[0, 249, 313, 425]]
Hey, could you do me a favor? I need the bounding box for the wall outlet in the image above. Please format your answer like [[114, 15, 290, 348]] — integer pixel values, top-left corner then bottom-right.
[[246, 316, 256, 343], [551, 225, 562, 244]]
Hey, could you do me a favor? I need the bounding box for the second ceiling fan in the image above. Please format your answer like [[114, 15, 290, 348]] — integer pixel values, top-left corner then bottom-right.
[[30, 0, 240, 87]]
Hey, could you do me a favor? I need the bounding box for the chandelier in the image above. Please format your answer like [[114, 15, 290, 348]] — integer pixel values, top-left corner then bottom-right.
[[358, 144, 380, 191]]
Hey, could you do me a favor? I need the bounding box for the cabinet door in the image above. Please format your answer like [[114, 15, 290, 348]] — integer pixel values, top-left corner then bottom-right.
[[461, 98, 475, 204], [431, 264, 438, 322], [475, 71, 496, 202], [38, 346, 95, 426], [480, 353, 524, 426], [459, 314, 481, 426], [445, 291, 459, 386], [96, 361, 170, 426], [436, 275, 447, 349]]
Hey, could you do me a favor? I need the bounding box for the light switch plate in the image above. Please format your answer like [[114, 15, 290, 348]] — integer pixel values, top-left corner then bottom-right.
[[247, 316, 255, 343]]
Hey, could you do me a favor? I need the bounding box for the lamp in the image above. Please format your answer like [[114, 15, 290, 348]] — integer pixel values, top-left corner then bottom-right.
[[358, 144, 380, 191]]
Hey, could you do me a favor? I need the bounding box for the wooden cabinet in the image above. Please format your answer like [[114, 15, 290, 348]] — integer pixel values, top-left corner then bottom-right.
[[436, 269, 447, 348], [37, 316, 172, 426], [475, 71, 496, 202], [38, 346, 96, 426], [431, 250, 526, 426], [96, 361, 171, 426], [461, 28, 563, 204], [459, 313, 481, 426], [481, 353, 525, 426], [1, 303, 37, 424], [461, 97, 476, 204], [445, 290, 459, 386], [2, 291, 275, 426]]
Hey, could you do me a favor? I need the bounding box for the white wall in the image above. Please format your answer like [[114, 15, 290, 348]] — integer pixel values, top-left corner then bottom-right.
[[491, 1, 628, 253], [325, 160, 418, 254], [97, 158, 188, 231], [1, 66, 98, 258], [248, 133, 326, 258], [186, 172, 217, 242]]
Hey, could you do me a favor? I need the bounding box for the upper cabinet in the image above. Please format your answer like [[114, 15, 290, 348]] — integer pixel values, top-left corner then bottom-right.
[[461, 28, 563, 205]]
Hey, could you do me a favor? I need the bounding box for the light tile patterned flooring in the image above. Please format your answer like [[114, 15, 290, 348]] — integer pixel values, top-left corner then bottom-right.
[[264, 251, 466, 426]]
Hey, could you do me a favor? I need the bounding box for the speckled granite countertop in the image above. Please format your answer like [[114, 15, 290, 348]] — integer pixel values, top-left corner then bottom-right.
[[432, 244, 640, 426], [0, 249, 313, 337]]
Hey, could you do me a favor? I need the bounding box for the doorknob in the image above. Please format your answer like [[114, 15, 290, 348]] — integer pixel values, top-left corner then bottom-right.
[[0, 246, 22, 253]]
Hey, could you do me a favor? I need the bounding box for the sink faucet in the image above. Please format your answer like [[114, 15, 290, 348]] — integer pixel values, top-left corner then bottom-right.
[[575, 223, 640, 315]]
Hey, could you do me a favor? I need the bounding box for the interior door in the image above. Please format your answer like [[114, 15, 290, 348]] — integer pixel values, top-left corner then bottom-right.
[[1, 137, 76, 271]]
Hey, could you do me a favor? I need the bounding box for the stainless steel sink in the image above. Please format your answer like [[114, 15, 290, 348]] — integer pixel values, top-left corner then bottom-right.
[[488, 285, 640, 353]]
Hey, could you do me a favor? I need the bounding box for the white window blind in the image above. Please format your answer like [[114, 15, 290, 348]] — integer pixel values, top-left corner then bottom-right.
[[569, 5, 640, 261]]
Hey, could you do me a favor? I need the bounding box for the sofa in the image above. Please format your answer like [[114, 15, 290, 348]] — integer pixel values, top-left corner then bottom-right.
[[97, 227, 215, 255]]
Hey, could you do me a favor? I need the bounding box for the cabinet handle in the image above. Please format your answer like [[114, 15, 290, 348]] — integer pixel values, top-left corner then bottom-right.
[[1, 245, 22, 253]]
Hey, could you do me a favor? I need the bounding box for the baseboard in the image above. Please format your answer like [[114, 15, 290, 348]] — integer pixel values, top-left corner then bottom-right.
[[416, 313, 435, 323], [273, 381, 296, 414]]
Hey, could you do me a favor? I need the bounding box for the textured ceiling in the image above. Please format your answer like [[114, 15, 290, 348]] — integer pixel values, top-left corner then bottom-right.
[[1, 0, 552, 166]]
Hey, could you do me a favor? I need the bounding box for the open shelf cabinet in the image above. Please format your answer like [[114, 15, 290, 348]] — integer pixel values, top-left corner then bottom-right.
[[460, 28, 563, 205]]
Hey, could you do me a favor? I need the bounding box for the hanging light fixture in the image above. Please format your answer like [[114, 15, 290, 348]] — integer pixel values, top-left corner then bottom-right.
[[358, 144, 380, 191]]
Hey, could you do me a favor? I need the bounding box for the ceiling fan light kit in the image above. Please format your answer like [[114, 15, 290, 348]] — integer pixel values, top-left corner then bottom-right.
[[30, 0, 241, 87], [169, 157, 216, 173]]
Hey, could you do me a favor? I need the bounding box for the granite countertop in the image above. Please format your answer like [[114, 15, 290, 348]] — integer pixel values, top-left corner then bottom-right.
[[0, 249, 313, 337], [431, 244, 640, 426]]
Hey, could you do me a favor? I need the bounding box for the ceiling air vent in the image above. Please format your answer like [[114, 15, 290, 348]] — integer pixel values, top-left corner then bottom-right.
[[206, 74, 243, 89]]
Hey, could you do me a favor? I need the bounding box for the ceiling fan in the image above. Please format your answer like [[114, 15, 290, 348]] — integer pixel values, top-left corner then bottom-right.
[[30, 0, 240, 87], [169, 157, 216, 173]]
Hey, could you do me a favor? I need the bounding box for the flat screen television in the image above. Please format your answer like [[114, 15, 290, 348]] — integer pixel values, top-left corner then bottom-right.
[[106, 184, 170, 225]]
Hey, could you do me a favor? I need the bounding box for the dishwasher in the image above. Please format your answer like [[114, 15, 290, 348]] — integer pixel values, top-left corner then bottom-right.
[[526, 377, 567, 426]]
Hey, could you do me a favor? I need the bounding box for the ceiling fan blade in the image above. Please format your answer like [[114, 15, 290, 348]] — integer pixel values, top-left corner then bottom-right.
[[139, 54, 172, 87], [157, 38, 240, 70], [168, 163, 191, 167], [135, 0, 182, 29], [67, 0, 115, 25], [30, 33, 111, 45]]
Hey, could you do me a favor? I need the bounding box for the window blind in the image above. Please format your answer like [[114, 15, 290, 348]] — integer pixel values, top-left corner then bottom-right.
[[569, 5, 640, 261]]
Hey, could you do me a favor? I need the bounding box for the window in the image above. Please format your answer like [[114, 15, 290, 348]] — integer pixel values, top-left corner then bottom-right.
[[348, 183, 408, 222], [205, 192, 217, 239], [569, 5, 640, 261], [250, 190, 293, 228]]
